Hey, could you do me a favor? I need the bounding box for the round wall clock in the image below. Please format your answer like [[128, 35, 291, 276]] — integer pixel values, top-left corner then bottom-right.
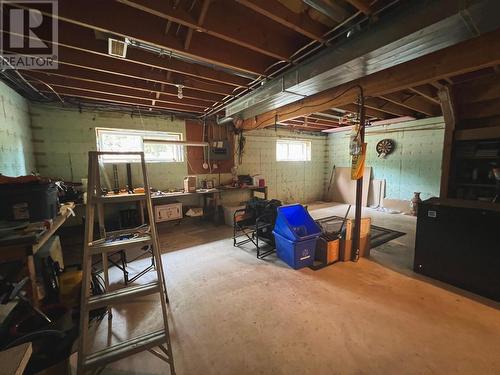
[[376, 139, 395, 157]]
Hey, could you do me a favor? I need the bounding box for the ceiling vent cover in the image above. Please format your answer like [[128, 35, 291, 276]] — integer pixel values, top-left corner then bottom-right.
[[108, 38, 127, 58]]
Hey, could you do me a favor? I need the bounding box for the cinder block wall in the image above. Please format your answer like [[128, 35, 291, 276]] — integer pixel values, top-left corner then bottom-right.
[[326, 117, 445, 200], [0, 82, 35, 176], [238, 129, 328, 204], [29, 103, 328, 204]]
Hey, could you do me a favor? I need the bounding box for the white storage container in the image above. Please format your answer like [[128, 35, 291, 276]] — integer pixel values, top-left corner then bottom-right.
[[155, 203, 183, 222], [223, 205, 245, 227]]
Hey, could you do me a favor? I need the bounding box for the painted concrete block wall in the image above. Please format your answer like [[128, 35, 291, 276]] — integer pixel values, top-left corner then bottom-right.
[[29, 104, 328, 205], [238, 129, 328, 204], [0, 82, 35, 176], [326, 117, 445, 201]]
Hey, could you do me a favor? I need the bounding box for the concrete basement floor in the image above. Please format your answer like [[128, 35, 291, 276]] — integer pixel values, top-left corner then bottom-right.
[[75, 203, 500, 375]]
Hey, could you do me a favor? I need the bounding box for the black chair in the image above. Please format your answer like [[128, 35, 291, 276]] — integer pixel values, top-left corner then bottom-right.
[[232, 198, 281, 259]]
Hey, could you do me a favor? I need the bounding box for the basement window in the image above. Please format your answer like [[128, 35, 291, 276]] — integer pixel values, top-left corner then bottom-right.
[[276, 139, 311, 161], [96, 128, 184, 163]]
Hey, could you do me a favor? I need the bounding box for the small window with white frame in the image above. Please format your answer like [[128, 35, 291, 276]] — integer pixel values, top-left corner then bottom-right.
[[276, 139, 311, 161], [96, 128, 184, 163]]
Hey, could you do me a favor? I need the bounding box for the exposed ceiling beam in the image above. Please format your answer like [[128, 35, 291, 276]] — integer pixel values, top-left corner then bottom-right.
[[16, 1, 273, 76], [455, 71, 500, 104], [365, 98, 418, 118], [380, 92, 441, 117], [344, 0, 371, 15], [25, 68, 220, 103], [241, 29, 500, 129], [235, 0, 327, 42], [337, 103, 391, 119], [408, 85, 440, 105], [303, 0, 350, 24], [184, 0, 211, 51], [4, 24, 252, 89], [20, 46, 236, 96], [119, 0, 300, 61], [24, 74, 209, 110], [38, 87, 205, 114]]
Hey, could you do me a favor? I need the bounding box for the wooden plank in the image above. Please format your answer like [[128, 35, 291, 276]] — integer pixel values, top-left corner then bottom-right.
[[241, 29, 500, 129], [381, 91, 441, 116], [344, 0, 372, 15], [235, 0, 327, 41], [0, 343, 32, 375], [458, 97, 500, 120], [365, 97, 418, 117], [26, 68, 221, 103], [456, 72, 500, 104], [27, 78, 208, 110], [409, 85, 440, 104], [4, 21, 250, 88], [38, 88, 204, 114], [15, 1, 273, 76], [438, 85, 457, 199], [119, 0, 300, 61], [454, 126, 500, 141]]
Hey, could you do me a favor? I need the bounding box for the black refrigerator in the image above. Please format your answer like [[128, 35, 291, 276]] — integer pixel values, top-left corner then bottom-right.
[[414, 199, 500, 302]]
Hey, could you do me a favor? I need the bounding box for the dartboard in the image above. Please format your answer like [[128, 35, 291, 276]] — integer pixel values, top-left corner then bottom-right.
[[376, 139, 395, 156]]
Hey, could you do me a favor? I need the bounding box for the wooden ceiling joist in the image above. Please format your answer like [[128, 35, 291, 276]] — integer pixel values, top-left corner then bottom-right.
[[36, 46, 235, 97], [25, 68, 220, 104], [380, 91, 441, 117], [4, 23, 252, 89], [25, 75, 208, 110], [455, 71, 500, 104], [17, 0, 274, 76], [337, 104, 390, 119], [241, 29, 500, 129], [365, 97, 418, 118], [235, 0, 327, 42], [408, 85, 440, 105], [118, 0, 302, 61], [344, 0, 372, 15], [37, 87, 205, 114]]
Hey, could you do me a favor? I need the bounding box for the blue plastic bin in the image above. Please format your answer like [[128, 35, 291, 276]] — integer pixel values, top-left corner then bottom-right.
[[273, 231, 317, 269], [274, 204, 321, 241]]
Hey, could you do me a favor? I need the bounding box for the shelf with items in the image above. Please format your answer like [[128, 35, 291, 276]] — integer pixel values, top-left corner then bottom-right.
[[449, 138, 499, 203]]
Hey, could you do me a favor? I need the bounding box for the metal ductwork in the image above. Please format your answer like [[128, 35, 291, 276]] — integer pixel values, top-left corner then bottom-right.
[[225, 0, 500, 120]]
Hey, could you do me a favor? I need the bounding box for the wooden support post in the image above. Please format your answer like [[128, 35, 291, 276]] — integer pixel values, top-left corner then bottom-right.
[[352, 93, 366, 262], [438, 85, 457, 198]]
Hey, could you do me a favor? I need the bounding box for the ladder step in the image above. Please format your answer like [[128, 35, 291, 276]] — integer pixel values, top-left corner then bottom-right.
[[83, 329, 168, 369], [88, 234, 152, 255], [88, 282, 160, 310], [92, 193, 146, 203]]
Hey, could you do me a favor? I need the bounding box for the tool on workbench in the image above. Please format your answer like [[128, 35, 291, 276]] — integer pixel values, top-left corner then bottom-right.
[[77, 151, 175, 374]]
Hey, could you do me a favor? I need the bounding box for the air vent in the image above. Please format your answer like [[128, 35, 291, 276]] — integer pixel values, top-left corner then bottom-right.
[[108, 38, 127, 58]]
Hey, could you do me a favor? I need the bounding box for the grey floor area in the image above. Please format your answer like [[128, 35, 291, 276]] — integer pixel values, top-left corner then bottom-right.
[[73, 202, 500, 375]]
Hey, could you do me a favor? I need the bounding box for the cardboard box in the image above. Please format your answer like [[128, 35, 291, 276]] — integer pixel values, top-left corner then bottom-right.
[[315, 236, 340, 264], [340, 235, 371, 261]]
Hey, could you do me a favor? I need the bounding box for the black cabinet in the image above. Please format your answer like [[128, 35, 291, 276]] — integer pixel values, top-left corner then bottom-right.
[[414, 199, 500, 302]]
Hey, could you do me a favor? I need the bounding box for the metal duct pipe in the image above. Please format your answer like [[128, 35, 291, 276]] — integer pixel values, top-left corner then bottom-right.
[[225, 0, 500, 120]]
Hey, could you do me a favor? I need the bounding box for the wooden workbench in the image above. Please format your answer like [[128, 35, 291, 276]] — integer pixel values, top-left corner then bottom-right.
[[0, 202, 75, 307]]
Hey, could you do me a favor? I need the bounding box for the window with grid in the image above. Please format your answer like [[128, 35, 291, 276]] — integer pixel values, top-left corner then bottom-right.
[[276, 139, 311, 161], [96, 128, 184, 163]]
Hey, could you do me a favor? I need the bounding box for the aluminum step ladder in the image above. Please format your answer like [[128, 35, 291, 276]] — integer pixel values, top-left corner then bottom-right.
[[77, 151, 175, 374]]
